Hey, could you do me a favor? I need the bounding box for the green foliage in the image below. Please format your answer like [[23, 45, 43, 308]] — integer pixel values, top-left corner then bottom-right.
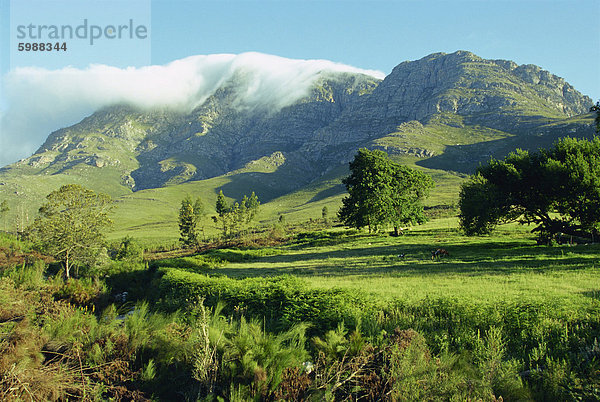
[[0, 260, 46, 290], [459, 137, 600, 242], [219, 318, 309, 398], [156, 270, 374, 335], [0, 200, 9, 232], [179, 196, 204, 247], [458, 173, 512, 235], [140, 359, 157, 382], [215, 190, 229, 217], [212, 190, 260, 238], [28, 184, 113, 278], [2, 233, 599, 401], [153, 254, 225, 272], [112, 235, 144, 262], [321, 206, 329, 225], [53, 276, 108, 307], [473, 326, 530, 400], [339, 148, 434, 232], [591, 101, 600, 133]]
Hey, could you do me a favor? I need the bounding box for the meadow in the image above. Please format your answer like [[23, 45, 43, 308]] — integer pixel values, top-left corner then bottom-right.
[[1, 162, 599, 400], [202, 221, 600, 309], [2, 210, 600, 400]]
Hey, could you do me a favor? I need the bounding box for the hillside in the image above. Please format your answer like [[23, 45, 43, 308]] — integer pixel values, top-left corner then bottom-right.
[[0, 51, 596, 237]]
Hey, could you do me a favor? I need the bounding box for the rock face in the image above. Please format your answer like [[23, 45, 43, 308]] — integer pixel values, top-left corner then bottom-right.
[[1, 51, 594, 195]]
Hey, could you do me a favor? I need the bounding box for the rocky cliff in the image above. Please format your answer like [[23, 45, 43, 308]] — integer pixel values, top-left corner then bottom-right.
[[1, 51, 595, 198]]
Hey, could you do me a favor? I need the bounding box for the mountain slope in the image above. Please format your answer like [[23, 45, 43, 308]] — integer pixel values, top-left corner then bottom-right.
[[0, 51, 595, 237]]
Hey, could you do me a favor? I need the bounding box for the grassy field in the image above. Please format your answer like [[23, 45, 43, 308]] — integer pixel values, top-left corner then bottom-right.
[[104, 159, 465, 244], [144, 216, 600, 400], [189, 220, 600, 312], [2, 184, 599, 400]]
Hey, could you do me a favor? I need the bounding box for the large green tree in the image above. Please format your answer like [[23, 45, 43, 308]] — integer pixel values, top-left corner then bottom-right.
[[179, 196, 205, 247], [338, 148, 434, 233], [459, 137, 600, 243], [29, 184, 113, 278]]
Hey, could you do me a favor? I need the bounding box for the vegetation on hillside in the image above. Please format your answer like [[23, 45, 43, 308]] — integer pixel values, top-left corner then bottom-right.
[[212, 190, 260, 239], [459, 137, 600, 244], [178, 196, 205, 248], [1, 136, 599, 400], [1, 216, 599, 400]]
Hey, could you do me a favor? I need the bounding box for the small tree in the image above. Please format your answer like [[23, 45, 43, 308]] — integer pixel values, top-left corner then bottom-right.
[[216, 190, 229, 216], [243, 192, 260, 223], [212, 190, 260, 238], [179, 196, 204, 248], [0, 200, 9, 232], [213, 191, 232, 238], [29, 184, 113, 279], [114, 235, 144, 262], [339, 148, 434, 232], [322, 206, 329, 223]]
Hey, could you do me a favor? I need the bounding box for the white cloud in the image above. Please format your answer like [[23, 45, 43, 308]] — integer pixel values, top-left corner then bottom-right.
[[0, 52, 384, 167]]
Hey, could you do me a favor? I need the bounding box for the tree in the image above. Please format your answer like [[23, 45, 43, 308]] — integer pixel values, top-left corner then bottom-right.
[[216, 190, 229, 216], [29, 184, 113, 278], [243, 192, 260, 223], [114, 235, 144, 262], [212, 190, 260, 238], [459, 137, 600, 243], [591, 101, 600, 134], [338, 148, 434, 233], [0, 200, 9, 232], [322, 206, 329, 224], [179, 196, 204, 247]]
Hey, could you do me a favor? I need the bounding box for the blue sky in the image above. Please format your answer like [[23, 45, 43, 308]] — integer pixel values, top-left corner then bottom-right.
[[150, 0, 600, 99], [0, 0, 599, 165], [3, 0, 598, 96]]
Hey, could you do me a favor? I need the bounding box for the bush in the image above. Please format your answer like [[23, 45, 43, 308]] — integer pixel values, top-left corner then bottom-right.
[[155, 269, 379, 335], [52, 277, 108, 309], [0, 260, 46, 290], [110, 236, 144, 262]]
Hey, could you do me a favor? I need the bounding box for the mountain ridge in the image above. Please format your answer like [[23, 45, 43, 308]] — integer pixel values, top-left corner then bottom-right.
[[0, 50, 596, 235]]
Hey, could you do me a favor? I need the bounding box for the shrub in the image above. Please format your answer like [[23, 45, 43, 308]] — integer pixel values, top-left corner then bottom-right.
[[155, 269, 377, 335], [110, 236, 144, 262], [0, 260, 46, 290], [53, 277, 108, 308]]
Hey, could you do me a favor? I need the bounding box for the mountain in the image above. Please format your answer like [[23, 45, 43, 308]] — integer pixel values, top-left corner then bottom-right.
[[0, 51, 596, 236]]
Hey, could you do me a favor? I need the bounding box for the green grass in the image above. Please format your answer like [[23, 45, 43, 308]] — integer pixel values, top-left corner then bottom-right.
[[106, 161, 465, 244], [186, 221, 600, 315]]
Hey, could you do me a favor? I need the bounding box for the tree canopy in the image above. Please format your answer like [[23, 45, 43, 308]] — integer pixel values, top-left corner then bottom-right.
[[591, 101, 600, 133], [179, 196, 204, 247], [338, 148, 434, 232], [459, 137, 600, 243], [212, 190, 260, 238], [29, 184, 113, 278]]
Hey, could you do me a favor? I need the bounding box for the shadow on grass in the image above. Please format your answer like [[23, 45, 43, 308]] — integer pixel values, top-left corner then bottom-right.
[[416, 129, 596, 174], [307, 183, 345, 203], [105, 267, 157, 301], [582, 290, 600, 302], [211, 240, 599, 279]]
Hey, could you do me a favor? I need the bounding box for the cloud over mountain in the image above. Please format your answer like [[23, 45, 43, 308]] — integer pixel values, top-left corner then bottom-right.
[[0, 52, 385, 166]]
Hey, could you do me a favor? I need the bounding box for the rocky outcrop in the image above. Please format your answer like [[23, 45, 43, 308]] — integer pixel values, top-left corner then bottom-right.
[[2, 51, 594, 194]]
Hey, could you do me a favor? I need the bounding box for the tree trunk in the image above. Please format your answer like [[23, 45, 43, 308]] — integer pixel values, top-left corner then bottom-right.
[[65, 250, 70, 280]]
